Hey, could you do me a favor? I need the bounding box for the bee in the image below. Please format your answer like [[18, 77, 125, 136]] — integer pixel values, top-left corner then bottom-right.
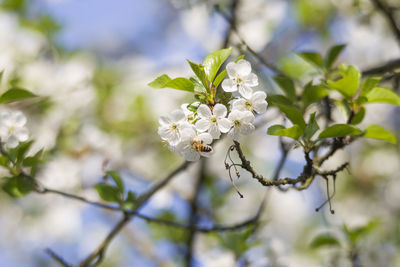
[[192, 140, 212, 153]]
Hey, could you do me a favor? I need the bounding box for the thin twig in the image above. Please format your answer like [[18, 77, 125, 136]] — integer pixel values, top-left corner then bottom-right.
[[371, 0, 400, 47], [45, 248, 72, 267]]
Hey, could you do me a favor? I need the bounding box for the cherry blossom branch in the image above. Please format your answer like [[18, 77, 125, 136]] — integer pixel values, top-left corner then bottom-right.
[[362, 58, 400, 76]]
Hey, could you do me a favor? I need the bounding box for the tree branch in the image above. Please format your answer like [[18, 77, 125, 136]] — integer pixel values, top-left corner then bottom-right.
[[362, 58, 400, 75], [371, 0, 400, 47], [45, 248, 72, 267]]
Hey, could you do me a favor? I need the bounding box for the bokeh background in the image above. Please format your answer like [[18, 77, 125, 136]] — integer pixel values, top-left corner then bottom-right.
[[0, 0, 399, 266]]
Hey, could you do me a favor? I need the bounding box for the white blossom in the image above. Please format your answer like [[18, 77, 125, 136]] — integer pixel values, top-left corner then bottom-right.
[[195, 104, 232, 139], [232, 91, 268, 114], [158, 109, 191, 146], [227, 109, 255, 140], [0, 110, 29, 148], [176, 128, 213, 161], [221, 59, 258, 98]]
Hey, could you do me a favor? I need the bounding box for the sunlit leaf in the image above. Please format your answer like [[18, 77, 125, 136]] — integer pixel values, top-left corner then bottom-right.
[[203, 47, 232, 83], [213, 70, 227, 89], [2, 176, 35, 198], [187, 60, 208, 89], [324, 44, 346, 69], [94, 184, 120, 203], [364, 87, 400, 105], [363, 124, 397, 144], [0, 88, 37, 104], [106, 171, 124, 193], [327, 65, 360, 98], [273, 76, 296, 102], [148, 75, 194, 92], [267, 124, 303, 140], [297, 52, 323, 68], [361, 77, 381, 95], [310, 233, 341, 249], [318, 124, 362, 139]]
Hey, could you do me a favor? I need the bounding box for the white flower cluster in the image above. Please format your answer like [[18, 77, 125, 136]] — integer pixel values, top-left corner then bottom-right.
[[158, 59, 267, 161], [0, 109, 29, 148]]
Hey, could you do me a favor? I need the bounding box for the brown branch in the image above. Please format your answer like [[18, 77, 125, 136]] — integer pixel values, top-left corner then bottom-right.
[[362, 58, 400, 75], [371, 0, 400, 47], [45, 248, 72, 267], [223, 0, 240, 48]]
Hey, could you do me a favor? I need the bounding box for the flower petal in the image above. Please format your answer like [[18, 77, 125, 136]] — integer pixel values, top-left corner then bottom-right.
[[198, 132, 213, 144], [251, 91, 266, 101], [6, 135, 19, 148], [213, 104, 227, 118], [13, 111, 27, 127], [243, 73, 258, 87], [228, 127, 240, 141], [240, 123, 255, 135], [226, 61, 238, 78], [195, 118, 211, 132], [14, 127, 29, 142], [238, 85, 253, 99], [197, 104, 212, 118], [159, 115, 171, 126], [236, 59, 251, 76], [208, 124, 220, 139], [171, 109, 186, 122], [231, 98, 246, 111], [253, 101, 267, 114], [217, 118, 232, 133], [241, 111, 255, 124], [221, 79, 237, 92]]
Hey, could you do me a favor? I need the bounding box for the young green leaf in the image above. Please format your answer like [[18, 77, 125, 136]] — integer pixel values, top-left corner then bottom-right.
[[2, 176, 35, 198], [310, 233, 341, 249], [187, 60, 208, 89], [267, 94, 293, 106], [360, 77, 381, 95], [276, 104, 306, 131], [363, 124, 397, 144], [213, 70, 227, 89], [350, 107, 366, 125], [327, 65, 360, 98], [273, 76, 296, 102], [94, 184, 121, 203], [203, 47, 232, 83], [302, 82, 330, 108], [267, 124, 303, 140], [0, 88, 37, 104], [364, 87, 400, 105], [122, 191, 137, 210], [148, 75, 194, 92], [318, 124, 362, 139], [297, 52, 323, 68], [234, 55, 245, 63], [324, 44, 346, 69], [304, 113, 319, 140], [106, 171, 124, 193], [343, 220, 379, 244]]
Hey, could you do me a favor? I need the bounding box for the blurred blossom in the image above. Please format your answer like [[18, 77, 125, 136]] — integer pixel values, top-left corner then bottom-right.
[[39, 156, 82, 190], [0, 109, 29, 148]]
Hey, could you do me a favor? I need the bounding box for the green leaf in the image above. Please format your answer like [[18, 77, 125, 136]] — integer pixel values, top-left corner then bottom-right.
[[267, 124, 303, 140], [148, 75, 194, 92], [363, 124, 397, 144], [276, 104, 306, 131], [190, 77, 207, 95], [122, 191, 137, 210], [213, 70, 227, 89], [0, 156, 8, 167], [361, 77, 381, 95], [2, 176, 35, 198], [364, 87, 400, 105], [187, 60, 208, 89], [324, 44, 346, 69], [350, 107, 366, 125], [297, 52, 323, 68], [203, 47, 232, 83], [273, 76, 296, 102], [234, 55, 245, 63], [343, 220, 379, 244], [15, 141, 33, 164], [310, 233, 341, 249], [267, 94, 293, 106], [302, 83, 330, 108], [327, 65, 360, 98], [0, 88, 37, 104], [94, 184, 121, 203], [106, 171, 124, 193], [304, 113, 319, 140], [318, 124, 362, 139]]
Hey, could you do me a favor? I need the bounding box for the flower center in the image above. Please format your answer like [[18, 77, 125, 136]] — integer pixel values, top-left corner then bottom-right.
[[210, 117, 217, 123], [234, 120, 240, 127], [245, 101, 252, 110], [235, 76, 243, 84], [171, 124, 178, 130], [8, 125, 16, 133]]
